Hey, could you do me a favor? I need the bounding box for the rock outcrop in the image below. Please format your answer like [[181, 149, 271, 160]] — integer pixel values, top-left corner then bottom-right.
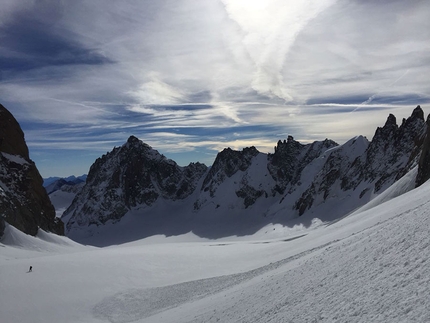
[[0, 104, 63, 237], [361, 105, 425, 188], [268, 137, 338, 194], [201, 146, 259, 198], [293, 106, 426, 215], [416, 110, 430, 187]]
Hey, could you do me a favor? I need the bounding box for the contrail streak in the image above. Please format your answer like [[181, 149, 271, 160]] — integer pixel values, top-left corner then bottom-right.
[[351, 69, 410, 112]]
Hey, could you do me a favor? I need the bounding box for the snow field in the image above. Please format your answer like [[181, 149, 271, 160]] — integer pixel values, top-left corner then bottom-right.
[[1, 171, 430, 322], [146, 190, 430, 323], [178, 208, 430, 323]]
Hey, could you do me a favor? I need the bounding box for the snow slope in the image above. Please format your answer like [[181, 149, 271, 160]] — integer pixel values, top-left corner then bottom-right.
[[1, 169, 430, 322]]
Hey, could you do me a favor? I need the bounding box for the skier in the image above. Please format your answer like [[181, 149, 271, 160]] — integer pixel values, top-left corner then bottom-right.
[[29, 266, 32, 272]]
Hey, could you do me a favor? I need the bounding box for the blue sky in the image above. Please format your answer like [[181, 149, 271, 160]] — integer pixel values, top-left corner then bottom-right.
[[1, 0, 430, 177]]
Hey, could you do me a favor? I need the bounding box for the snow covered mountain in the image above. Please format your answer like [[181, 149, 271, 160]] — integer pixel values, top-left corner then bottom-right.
[[64, 106, 428, 244], [43, 175, 87, 219], [63, 136, 207, 232], [44, 175, 87, 194]]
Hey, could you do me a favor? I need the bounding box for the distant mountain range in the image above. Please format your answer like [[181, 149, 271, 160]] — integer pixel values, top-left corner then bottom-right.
[[2, 102, 430, 245], [62, 105, 430, 245], [45, 176, 87, 220], [43, 175, 88, 188], [43, 175, 87, 194]]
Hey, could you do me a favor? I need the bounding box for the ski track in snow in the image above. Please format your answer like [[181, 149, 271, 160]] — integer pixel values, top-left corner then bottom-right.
[[93, 200, 430, 323], [163, 206, 430, 323], [93, 236, 331, 323]]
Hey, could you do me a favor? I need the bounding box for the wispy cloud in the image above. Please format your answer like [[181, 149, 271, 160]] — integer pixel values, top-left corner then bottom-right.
[[221, 0, 336, 101], [1, 0, 429, 176]]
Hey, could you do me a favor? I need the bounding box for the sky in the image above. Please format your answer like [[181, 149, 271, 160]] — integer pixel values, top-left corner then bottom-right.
[[1, 0, 430, 177]]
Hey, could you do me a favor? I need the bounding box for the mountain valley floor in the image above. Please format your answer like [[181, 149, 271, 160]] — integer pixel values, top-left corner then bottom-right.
[[1, 168, 430, 322]]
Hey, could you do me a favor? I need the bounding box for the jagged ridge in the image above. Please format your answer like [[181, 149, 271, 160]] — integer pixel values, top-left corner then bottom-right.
[[64, 106, 429, 241]]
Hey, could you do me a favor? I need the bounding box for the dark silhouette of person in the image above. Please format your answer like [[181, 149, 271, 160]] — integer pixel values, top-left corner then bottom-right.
[[29, 266, 32, 272]]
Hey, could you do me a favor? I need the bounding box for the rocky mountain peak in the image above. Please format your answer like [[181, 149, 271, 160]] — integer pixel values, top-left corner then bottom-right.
[[0, 104, 29, 159], [399, 105, 424, 131], [411, 105, 424, 121], [125, 135, 152, 150], [416, 112, 430, 187], [0, 104, 63, 237], [127, 135, 139, 144], [268, 137, 338, 194], [384, 113, 397, 127], [211, 146, 259, 176], [347, 106, 425, 194], [271, 136, 305, 167], [63, 136, 208, 231], [201, 146, 259, 197]]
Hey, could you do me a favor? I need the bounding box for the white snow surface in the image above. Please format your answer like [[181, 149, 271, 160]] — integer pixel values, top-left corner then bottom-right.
[[1, 170, 430, 323], [1, 152, 28, 165]]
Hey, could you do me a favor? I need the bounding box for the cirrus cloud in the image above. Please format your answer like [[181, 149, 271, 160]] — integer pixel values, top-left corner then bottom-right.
[[1, 0, 429, 177]]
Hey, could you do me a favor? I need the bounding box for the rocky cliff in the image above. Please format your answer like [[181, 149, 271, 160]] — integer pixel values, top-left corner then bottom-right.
[[416, 108, 430, 187], [293, 106, 426, 216], [0, 104, 63, 237], [63, 136, 207, 230]]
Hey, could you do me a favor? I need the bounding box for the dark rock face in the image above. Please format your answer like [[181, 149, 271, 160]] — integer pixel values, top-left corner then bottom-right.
[[268, 137, 338, 194], [201, 146, 259, 197], [0, 105, 29, 159], [195, 146, 265, 209], [362, 105, 425, 188], [293, 135, 369, 215], [0, 104, 63, 237], [193, 138, 338, 211], [0, 215, 5, 238], [235, 184, 266, 208], [63, 136, 208, 230], [293, 106, 426, 215], [416, 111, 430, 187]]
